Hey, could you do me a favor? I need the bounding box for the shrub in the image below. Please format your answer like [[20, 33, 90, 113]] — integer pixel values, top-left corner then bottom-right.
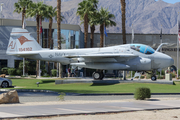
[[161, 70, 165, 75], [1, 67, 9, 74], [140, 76, 145, 79], [51, 69, 57, 77], [16, 69, 22, 76], [171, 73, 176, 78], [134, 87, 151, 100], [146, 74, 151, 79], [156, 70, 165, 76], [157, 75, 164, 79], [8, 68, 16, 75]]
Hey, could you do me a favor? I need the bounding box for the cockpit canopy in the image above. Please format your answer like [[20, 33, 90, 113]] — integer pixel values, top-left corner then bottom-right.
[[130, 44, 155, 55]]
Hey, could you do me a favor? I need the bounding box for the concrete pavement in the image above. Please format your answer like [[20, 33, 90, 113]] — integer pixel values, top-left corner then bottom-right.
[[1, 100, 180, 119]]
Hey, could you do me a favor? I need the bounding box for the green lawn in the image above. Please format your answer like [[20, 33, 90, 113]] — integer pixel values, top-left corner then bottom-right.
[[8, 78, 180, 94]]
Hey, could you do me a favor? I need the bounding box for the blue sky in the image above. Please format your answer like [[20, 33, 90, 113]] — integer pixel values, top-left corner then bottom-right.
[[156, 0, 180, 4]]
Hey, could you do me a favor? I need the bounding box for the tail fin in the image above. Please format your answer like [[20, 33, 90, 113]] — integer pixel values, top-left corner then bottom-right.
[[6, 28, 42, 55]]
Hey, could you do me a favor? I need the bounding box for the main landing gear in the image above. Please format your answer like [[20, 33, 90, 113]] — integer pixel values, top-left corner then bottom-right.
[[131, 70, 157, 81], [92, 71, 104, 80], [131, 71, 143, 80], [151, 70, 157, 81]]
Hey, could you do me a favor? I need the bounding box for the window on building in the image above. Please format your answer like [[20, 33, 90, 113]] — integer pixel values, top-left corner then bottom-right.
[[0, 60, 7, 68]]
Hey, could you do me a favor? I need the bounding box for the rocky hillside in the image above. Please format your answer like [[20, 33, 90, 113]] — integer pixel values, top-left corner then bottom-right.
[[1, 0, 180, 34]]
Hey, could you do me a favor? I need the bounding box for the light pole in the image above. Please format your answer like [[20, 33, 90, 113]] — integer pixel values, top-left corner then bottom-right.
[[0, 3, 4, 18]]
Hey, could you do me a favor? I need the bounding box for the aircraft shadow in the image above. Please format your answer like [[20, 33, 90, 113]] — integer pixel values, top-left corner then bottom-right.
[[91, 80, 120, 86]]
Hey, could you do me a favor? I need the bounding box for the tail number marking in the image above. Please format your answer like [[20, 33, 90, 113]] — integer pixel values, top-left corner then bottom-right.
[[19, 47, 32, 52]]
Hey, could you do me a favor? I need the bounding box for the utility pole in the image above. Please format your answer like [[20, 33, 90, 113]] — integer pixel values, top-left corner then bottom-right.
[[0, 3, 4, 18]]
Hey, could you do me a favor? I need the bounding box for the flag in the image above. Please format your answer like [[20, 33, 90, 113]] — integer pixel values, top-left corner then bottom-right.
[[132, 24, 134, 43], [39, 19, 42, 34], [160, 28, 162, 39], [178, 20, 180, 44], [104, 27, 107, 37], [22, 16, 26, 29]]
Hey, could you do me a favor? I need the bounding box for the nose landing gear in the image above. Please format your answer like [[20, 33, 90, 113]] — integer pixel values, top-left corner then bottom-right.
[[151, 70, 157, 81], [131, 70, 157, 81]]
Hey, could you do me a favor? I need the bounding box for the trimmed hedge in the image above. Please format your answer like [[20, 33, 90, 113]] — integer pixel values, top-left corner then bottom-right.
[[134, 87, 151, 100], [51, 69, 57, 77]]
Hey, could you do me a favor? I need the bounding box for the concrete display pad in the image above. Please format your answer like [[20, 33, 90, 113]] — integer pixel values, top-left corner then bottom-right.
[[55, 78, 174, 85]]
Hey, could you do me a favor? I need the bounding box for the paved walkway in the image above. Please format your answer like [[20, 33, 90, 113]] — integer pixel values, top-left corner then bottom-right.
[[1, 100, 180, 119]]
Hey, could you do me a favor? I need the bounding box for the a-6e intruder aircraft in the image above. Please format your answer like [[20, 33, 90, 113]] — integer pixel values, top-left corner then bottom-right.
[[6, 28, 174, 80]]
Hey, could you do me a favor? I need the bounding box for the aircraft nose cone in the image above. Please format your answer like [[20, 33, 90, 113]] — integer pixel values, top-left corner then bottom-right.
[[164, 55, 174, 67], [153, 52, 174, 69], [170, 58, 174, 66]]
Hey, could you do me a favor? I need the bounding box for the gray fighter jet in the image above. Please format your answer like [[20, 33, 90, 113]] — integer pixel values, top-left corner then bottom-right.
[[6, 28, 174, 80]]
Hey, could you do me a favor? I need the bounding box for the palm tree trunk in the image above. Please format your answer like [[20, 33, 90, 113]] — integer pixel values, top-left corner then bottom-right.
[[22, 8, 25, 27], [36, 15, 40, 77], [48, 18, 53, 48], [90, 24, 95, 48], [121, 0, 126, 44], [47, 18, 53, 75], [84, 13, 88, 48], [57, 0, 62, 78], [100, 24, 104, 47]]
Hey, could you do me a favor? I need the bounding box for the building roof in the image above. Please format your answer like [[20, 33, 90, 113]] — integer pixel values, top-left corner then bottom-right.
[[0, 18, 81, 31]]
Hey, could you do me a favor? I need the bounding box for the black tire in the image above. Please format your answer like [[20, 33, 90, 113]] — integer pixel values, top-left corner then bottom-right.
[[93, 72, 101, 80], [100, 73, 104, 80], [1, 81, 9, 88], [151, 76, 157, 81]]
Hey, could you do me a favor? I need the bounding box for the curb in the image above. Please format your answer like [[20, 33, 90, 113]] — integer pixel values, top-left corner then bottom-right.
[[0, 89, 57, 93], [0, 89, 180, 96]]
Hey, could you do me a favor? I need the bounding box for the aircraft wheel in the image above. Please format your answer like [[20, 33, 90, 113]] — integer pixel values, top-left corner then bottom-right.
[[93, 72, 101, 80], [151, 76, 157, 81]]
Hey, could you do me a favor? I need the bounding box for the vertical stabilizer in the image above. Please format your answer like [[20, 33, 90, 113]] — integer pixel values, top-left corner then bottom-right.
[[6, 28, 42, 55]]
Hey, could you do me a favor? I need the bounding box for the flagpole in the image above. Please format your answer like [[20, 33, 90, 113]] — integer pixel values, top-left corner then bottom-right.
[[177, 14, 179, 79], [39, 17, 41, 78], [131, 24, 134, 79], [131, 24, 134, 44], [104, 24, 105, 47], [160, 27, 162, 76], [22, 16, 26, 76]]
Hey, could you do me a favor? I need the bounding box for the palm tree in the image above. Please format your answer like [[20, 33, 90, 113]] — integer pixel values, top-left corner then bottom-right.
[[44, 6, 57, 49], [77, 0, 96, 48], [43, 5, 57, 75], [26, 1, 47, 77], [14, 0, 33, 27], [88, 0, 98, 48], [45, 5, 64, 75], [57, 0, 63, 78], [120, 0, 126, 44], [89, 13, 98, 48], [97, 7, 116, 47]]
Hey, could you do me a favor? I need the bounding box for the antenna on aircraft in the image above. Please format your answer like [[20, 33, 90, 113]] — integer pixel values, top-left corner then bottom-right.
[[156, 43, 168, 52]]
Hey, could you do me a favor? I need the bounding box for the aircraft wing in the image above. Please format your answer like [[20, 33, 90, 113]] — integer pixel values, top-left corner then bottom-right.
[[65, 53, 138, 62], [65, 53, 138, 58]]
